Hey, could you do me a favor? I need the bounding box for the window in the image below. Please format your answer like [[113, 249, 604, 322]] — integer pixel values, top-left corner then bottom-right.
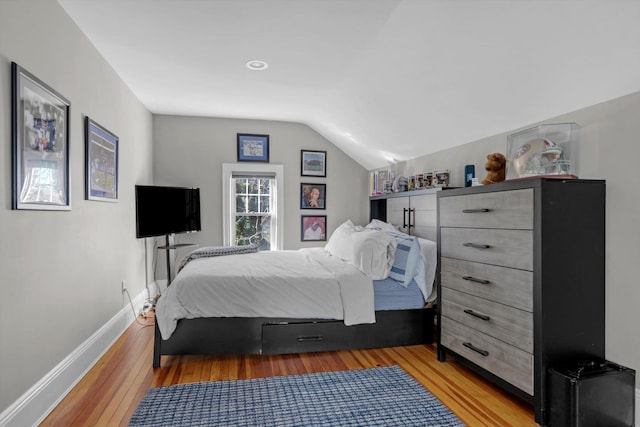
[[223, 163, 283, 251]]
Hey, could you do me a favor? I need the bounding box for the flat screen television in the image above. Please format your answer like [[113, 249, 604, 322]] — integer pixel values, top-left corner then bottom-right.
[[135, 185, 201, 238]]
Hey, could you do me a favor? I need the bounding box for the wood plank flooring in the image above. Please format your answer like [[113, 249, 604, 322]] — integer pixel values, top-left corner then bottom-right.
[[41, 317, 537, 426]]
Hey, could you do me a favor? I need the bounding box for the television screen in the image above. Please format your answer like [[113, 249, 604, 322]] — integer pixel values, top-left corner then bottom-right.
[[135, 185, 201, 238]]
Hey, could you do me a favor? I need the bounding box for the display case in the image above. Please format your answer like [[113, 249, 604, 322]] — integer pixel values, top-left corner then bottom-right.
[[506, 123, 579, 180]]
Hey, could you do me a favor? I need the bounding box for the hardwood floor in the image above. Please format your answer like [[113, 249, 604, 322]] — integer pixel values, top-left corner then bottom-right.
[[41, 317, 537, 426]]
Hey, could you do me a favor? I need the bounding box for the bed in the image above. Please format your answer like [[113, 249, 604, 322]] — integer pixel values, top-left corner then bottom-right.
[[153, 220, 437, 368]]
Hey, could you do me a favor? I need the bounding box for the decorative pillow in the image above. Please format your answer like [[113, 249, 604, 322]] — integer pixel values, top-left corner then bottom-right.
[[387, 231, 421, 287]]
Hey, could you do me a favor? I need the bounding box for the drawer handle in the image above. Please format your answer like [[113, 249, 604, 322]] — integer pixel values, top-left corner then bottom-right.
[[463, 342, 489, 357], [463, 309, 490, 321], [462, 208, 491, 213], [296, 335, 324, 342], [463, 242, 491, 249], [462, 276, 491, 284]]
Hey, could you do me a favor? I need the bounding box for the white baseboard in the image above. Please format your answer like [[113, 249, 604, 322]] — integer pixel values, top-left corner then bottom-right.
[[0, 290, 147, 427]]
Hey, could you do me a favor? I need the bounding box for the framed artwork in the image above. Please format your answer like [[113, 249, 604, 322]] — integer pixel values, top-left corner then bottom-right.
[[300, 183, 326, 209], [237, 133, 269, 162], [11, 62, 71, 210], [301, 215, 327, 242], [85, 117, 119, 202], [301, 150, 326, 177]]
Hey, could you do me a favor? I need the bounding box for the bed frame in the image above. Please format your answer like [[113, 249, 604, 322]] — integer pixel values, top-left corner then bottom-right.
[[153, 191, 439, 368], [153, 308, 434, 367]]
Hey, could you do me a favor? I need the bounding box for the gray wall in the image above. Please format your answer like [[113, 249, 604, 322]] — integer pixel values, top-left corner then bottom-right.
[[152, 115, 370, 279], [0, 0, 153, 413], [375, 91, 640, 380]]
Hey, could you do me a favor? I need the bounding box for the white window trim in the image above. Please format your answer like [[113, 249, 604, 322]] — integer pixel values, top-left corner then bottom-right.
[[222, 163, 284, 250]]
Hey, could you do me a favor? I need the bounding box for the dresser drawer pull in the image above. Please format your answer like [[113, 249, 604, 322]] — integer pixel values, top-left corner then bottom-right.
[[463, 242, 491, 249], [296, 335, 324, 342], [462, 208, 491, 213], [463, 342, 489, 357], [462, 276, 491, 284], [463, 309, 490, 321]]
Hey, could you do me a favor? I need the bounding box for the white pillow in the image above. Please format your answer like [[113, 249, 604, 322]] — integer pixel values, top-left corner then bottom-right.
[[365, 219, 399, 233], [325, 220, 397, 279]]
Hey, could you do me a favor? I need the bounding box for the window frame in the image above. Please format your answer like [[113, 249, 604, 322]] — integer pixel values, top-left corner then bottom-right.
[[222, 163, 284, 250]]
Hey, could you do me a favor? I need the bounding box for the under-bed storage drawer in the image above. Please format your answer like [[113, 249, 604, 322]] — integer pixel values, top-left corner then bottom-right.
[[262, 321, 354, 355]]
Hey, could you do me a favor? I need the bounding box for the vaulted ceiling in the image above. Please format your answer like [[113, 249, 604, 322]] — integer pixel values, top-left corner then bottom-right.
[[58, 0, 640, 170]]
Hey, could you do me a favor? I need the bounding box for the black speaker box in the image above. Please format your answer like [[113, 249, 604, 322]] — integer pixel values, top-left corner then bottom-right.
[[548, 359, 635, 426]]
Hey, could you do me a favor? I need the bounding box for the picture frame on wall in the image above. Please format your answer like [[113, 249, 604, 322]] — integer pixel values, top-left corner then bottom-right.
[[300, 183, 326, 209], [11, 62, 71, 210], [237, 133, 269, 162], [301, 149, 326, 177], [301, 215, 327, 242], [85, 117, 119, 202]]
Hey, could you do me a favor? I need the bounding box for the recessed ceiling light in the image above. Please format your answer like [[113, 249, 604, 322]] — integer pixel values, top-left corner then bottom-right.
[[246, 60, 269, 71]]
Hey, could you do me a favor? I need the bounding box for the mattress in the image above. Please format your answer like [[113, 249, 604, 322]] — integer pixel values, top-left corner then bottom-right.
[[374, 277, 425, 311]]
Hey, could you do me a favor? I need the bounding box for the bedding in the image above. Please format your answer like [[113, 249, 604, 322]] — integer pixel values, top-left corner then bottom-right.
[[157, 219, 438, 341], [155, 247, 374, 340], [324, 220, 397, 280]]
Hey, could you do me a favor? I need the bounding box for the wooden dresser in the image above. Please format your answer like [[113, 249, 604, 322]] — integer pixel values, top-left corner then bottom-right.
[[436, 178, 605, 425]]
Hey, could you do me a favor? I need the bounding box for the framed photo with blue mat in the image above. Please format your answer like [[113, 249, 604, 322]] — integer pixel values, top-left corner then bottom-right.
[[85, 117, 119, 202], [237, 133, 269, 162]]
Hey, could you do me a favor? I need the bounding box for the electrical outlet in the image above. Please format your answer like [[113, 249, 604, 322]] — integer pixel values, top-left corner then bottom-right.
[[121, 280, 127, 295]]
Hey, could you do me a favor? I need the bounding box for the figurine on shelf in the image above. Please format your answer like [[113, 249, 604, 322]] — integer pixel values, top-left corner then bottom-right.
[[482, 153, 506, 185]]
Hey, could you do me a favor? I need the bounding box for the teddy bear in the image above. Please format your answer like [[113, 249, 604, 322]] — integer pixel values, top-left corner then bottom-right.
[[481, 152, 506, 185]]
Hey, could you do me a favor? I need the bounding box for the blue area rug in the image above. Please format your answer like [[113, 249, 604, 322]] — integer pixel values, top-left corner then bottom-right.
[[130, 365, 465, 426]]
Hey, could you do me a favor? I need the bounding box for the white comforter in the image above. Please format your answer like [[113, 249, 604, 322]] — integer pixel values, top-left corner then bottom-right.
[[155, 248, 375, 340]]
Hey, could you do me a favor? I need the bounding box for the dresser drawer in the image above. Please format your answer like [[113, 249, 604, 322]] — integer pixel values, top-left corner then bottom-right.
[[441, 288, 533, 352], [440, 317, 533, 395], [440, 257, 533, 311], [439, 189, 533, 229], [440, 227, 533, 270]]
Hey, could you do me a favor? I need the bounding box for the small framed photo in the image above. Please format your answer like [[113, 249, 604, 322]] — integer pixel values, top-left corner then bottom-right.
[[301, 149, 326, 177], [237, 133, 269, 162], [85, 117, 119, 202], [300, 183, 326, 209], [301, 215, 326, 242], [11, 62, 71, 210]]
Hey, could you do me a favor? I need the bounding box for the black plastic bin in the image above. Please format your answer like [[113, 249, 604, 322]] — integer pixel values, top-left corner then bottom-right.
[[548, 359, 635, 426]]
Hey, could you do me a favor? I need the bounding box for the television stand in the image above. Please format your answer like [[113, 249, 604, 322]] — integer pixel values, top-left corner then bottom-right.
[[158, 234, 195, 285]]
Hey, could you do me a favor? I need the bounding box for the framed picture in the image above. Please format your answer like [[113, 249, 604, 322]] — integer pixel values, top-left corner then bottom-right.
[[11, 62, 70, 210], [237, 133, 269, 162], [85, 117, 119, 202], [300, 183, 326, 209], [301, 150, 326, 177], [301, 215, 327, 242]]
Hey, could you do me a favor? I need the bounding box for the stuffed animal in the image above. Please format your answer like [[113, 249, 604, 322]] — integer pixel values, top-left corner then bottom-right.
[[482, 153, 506, 185]]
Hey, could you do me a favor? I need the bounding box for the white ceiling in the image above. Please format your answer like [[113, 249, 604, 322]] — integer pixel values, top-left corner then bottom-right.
[[58, 0, 640, 170]]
